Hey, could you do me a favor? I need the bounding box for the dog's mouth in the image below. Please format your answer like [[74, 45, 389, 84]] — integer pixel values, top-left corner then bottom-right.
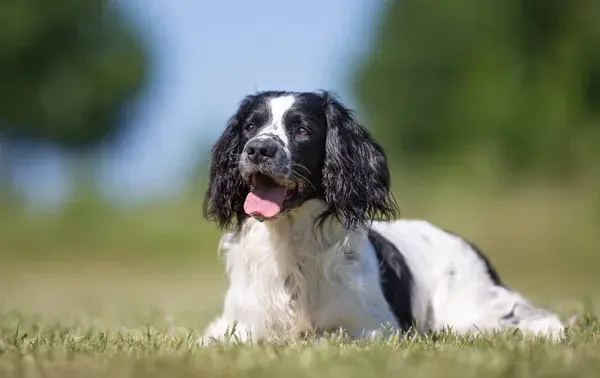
[[243, 173, 301, 221]]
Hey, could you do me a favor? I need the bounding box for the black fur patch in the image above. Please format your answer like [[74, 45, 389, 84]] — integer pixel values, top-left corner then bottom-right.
[[368, 229, 415, 331]]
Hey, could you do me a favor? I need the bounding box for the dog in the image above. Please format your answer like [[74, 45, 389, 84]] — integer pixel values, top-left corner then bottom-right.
[[201, 90, 566, 343]]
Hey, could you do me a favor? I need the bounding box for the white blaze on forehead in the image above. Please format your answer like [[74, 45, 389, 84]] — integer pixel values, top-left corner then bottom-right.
[[254, 95, 295, 157], [268, 95, 295, 129]]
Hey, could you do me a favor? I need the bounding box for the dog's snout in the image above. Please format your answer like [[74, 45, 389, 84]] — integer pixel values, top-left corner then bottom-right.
[[245, 138, 280, 164]]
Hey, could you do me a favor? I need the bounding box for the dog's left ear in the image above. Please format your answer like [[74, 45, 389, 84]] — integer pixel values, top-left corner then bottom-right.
[[319, 92, 398, 230]]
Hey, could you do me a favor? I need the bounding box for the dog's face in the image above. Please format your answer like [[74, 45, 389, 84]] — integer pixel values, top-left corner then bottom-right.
[[236, 93, 329, 220], [203, 90, 398, 231]]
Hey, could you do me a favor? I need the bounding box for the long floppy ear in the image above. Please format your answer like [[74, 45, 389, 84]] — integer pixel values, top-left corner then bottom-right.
[[203, 97, 254, 230], [319, 92, 398, 230]]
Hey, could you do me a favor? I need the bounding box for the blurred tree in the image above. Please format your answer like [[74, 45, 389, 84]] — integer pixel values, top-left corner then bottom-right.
[[0, 0, 148, 149], [355, 0, 600, 177]]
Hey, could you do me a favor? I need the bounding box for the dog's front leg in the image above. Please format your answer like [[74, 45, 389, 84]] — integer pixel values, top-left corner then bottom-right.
[[201, 316, 253, 345], [336, 301, 400, 341]]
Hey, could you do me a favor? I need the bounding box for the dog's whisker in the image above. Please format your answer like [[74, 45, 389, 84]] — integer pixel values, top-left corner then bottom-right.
[[289, 173, 314, 191], [289, 171, 317, 192], [291, 162, 311, 176]]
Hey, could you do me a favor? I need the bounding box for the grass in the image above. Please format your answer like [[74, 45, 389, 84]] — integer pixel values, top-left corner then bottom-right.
[[0, 265, 597, 378], [1, 310, 599, 378], [0, 172, 599, 377]]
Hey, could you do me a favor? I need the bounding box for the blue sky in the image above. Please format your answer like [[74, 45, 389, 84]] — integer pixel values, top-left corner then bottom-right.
[[5, 0, 384, 206]]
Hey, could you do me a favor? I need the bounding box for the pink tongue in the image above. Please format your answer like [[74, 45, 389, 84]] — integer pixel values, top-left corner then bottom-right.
[[244, 186, 287, 218]]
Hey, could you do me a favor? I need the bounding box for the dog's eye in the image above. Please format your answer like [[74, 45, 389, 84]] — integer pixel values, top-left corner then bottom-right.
[[297, 126, 310, 136], [244, 123, 255, 132]]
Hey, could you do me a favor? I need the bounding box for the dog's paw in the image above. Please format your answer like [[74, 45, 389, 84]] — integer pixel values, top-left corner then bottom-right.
[[567, 314, 581, 327], [201, 317, 252, 346], [517, 315, 566, 341], [197, 335, 215, 347]]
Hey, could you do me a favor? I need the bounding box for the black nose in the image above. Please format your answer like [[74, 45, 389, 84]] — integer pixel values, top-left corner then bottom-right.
[[245, 138, 280, 164]]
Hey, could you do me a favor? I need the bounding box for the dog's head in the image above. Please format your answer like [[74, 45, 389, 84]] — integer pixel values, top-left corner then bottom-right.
[[203, 90, 398, 231]]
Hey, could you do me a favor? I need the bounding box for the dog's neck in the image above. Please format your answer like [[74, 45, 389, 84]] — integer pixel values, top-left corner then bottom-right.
[[255, 199, 345, 246]]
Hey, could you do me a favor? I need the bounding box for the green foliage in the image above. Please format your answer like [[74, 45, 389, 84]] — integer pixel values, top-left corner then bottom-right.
[[355, 0, 600, 176], [0, 0, 148, 148]]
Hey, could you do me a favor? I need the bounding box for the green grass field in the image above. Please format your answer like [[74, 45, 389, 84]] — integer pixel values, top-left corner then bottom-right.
[[0, 174, 599, 377], [1, 311, 599, 378]]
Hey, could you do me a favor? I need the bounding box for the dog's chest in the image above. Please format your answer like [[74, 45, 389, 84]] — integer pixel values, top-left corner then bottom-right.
[[227, 229, 344, 336], [251, 246, 324, 333]]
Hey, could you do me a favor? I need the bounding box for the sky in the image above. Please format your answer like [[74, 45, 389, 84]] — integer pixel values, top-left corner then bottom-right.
[[4, 0, 384, 207]]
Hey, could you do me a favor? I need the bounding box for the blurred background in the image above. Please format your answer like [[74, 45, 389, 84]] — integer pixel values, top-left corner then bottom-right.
[[0, 0, 598, 328]]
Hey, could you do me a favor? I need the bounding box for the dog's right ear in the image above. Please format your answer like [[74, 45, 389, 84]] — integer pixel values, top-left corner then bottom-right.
[[203, 96, 255, 230]]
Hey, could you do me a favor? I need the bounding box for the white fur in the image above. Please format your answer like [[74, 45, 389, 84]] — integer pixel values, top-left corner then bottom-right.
[[202, 200, 565, 344], [252, 96, 295, 158], [370, 221, 565, 337]]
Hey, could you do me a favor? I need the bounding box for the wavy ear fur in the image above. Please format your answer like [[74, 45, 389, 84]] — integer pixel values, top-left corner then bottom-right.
[[319, 92, 398, 230], [203, 97, 254, 230]]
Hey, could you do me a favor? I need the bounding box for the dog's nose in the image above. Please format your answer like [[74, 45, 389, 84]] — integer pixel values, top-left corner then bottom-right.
[[245, 138, 280, 164]]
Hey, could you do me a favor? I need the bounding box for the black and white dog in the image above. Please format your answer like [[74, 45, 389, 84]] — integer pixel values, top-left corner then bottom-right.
[[201, 90, 565, 343]]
